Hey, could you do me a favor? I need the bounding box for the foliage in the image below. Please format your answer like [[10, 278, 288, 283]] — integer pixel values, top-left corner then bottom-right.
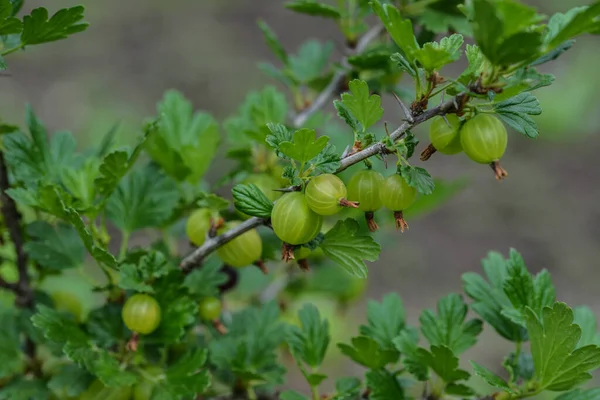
[[0, 0, 599, 399]]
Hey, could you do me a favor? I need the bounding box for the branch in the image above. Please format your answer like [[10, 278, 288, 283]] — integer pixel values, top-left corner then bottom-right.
[[292, 24, 384, 128]]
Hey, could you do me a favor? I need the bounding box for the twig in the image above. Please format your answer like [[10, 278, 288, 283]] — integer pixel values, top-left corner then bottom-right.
[[0, 276, 16, 290], [292, 24, 384, 128], [0, 151, 36, 360]]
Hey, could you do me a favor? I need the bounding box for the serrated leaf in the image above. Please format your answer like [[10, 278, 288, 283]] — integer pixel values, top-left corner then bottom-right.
[[232, 183, 273, 218], [544, 4, 600, 49], [280, 391, 308, 400], [365, 369, 405, 400], [0, 0, 22, 36], [286, 304, 330, 368], [0, 308, 22, 378], [320, 218, 380, 278], [288, 39, 334, 84], [390, 52, 417, 77], [266, 122, 293, 158], [371, 1, 418, 64], [279, 128, 329, 165], [334, 100, 360, 132], [285, 0, 340, 19], [23, 221, 85, 271], [347, 50, 393, 70], [196, 192, 230, 211], [340, 79, 383, 131], [400, 166, 434, 195], [309, 143, 341, 174], [457, 44, 485, 85], [145, 90, 220, 182], [118, 251, 173, 293], [334, 377, 361, 400], [86, 303, 127, 348], [530, 40, 574, 67], [0, 378, 50, 400], [47, 364, 94, 398], [494, 92, 542, 139], [21, 6, 88, 45], [419, 293, 483, 354], [470, 361, 515, 394], [556, 388, 600, 400], [257, 20, 288, 63], [414, 34, 464, 72], [526, 302, 600, 391], [338, 336, 397, 369], [106, 165, 180, 233], [153, 349, 210, 398], [183, 260, 228, 299], [360, 293, 407, 353]]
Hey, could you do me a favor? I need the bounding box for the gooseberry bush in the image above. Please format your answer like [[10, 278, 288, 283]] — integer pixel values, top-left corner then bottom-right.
[[1, 0, 600, 399]]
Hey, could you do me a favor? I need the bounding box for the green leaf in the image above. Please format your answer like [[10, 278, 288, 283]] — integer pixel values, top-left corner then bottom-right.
[[0, 378, 50, 400], [309, 143, 341, 174], [47, 364, 94, 398], [503, 351, 534, 382], [0, 0, 22, 36], [347, 49, 393, 70], [266, 122, 293, 158], [279, 128, 329, 165], [470, 361, 515, 394], [360, 293, 407, 353], [286, 303, 330, 368], [145, 90, 220, 182], [390, 52, 417, 77], [152, 349, 211, 398], [196, 192, 230, 211], [400, 166, 435, 195], [337, 336, 397, 369], [280, 391, 308, 400], [106, 166, 180, 233], [285, 0, 340, 19], [31, 305, 138, 386], [257, 20, 288, 63], [371, 1, 418, 64], [419, 293, 483, 354], [414, 34, 464, 72], [60, 159, 100, 211], [334, 377, 361, 400], [340, 79, 383, 131], [21, 6, 88, 45], [86, 303, 127, 348], [334, 100, 360, 132], [183, 259, 228, 299], [24, 221, 85, 271], [573, 306, 600, 347], [525, 302, 600, 391], [457, 44, 485, 85], [462, 250, 528, 342], [320, 218, 381, 278], [556, 388, 600, 400], [494, 92, 542, 138], [232, 183, 274, 218], [544, 4, 600, 49], [95, 128, 150, 200], [530, 40, 574, 67], [288, 40, 334, 84], [365, 369, 405, 400], [118, 251, 173, 294], [418, 8, 471, 36], [0, 308, 22, 378]]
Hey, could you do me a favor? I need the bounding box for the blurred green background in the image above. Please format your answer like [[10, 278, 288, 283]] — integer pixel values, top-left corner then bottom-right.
[[1, 0, 600, 397]]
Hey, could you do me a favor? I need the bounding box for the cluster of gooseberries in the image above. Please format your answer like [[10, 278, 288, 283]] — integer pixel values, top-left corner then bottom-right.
[[424, 113, 509, 180]]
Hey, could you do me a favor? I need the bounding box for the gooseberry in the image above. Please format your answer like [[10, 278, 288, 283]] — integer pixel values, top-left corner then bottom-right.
[[429, 114, 462, 155], [216, 221, 262, 267], [460, 113, 509, 180], [347, 169, 384, 231], [185, 208, 213, 246], [305, 173, 359, 216], [271, 192, 323, 246], [51, 291, 84, 323], [380, 174, 417, 232], [122, 293, 161, 335], [199, 296, 223, 321]]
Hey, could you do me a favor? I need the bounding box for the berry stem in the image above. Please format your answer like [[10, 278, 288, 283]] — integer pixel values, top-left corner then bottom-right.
[[297, 258, 310, 271], [490, 161, 508, 180], [282, 242, 295, 263], [254, 260, 269, 275], [126, 332, 140, 352], [213, 320, 228, 335], [365, 211, 379, 232], [394, 211, 409, 233], [339, 198, 360, 208], [420, 143, 437, 161]]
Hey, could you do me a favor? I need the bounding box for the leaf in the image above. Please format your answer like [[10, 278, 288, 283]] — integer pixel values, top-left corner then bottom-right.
[[23, 221, 85, 271], [47, 364, 94, 398], [371, 1, 419, 64], [257, 20, 288, 63], [0, 308, 23, 378], [21, 6, 88, 45], [334, 100, 360, 132], [470, 362, 515, 394], [457, 44, 485, 85], [525, 302, 600, 391], [340, 79, 383, 131], [285, 0, 340, 19], [414, 34, 464, 72], [280, 391, 308, 400], [0, 378, 50, 400], [338, 336, 397, 369], [359, 293, 407, 353], [503, 351, 534, 383], [183, 260, 228, 299], [544, 4, 600, 49], [418, 7, 471, 36], [279, 128, 329, 165], [0, 0, 22, 36], [556, 388, 600, 400], [390, 52, 417, 77], [106, 165, 180, 233], [288, 40, 334, 84], [118, 251, 173, 294], [419, 293, 483, 354], [145, 90, 220, 182], [309, 143, 341, 174], [232, 183, 274, 218], [286, 304, 330, 368], [494, 92, 542, 138], [530, 40, 574, 67], [400, 166, 435, 195], [153, 349, 211, 398], [320, 219, 381, 278], [196, 192, 230, 211], [266, 122, 293, 158], [365, 369, 405, 400], [347, 49, 393, 70], [86, 303, 127, 348], [462, 250, 528, 342], [573, 306, 600, 347]]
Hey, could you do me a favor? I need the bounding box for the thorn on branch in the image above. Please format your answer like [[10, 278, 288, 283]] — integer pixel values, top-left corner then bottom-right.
[[392, 91, 414, 123]]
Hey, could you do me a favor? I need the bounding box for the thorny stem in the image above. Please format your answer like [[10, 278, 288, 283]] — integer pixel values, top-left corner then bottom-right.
[[0, 151, 38, 364]]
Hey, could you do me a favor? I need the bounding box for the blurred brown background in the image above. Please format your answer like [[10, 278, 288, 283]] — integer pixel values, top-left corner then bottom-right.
[[1, 0, 599, 397]]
